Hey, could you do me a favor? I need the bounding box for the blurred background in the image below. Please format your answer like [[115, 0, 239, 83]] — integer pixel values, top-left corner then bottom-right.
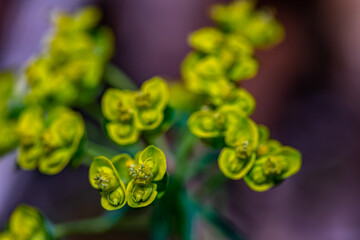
[[0, 0, 359, 239]]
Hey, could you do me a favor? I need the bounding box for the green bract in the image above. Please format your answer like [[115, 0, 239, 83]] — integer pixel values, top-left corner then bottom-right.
[[244, 146, 301, 191], [0, 205, 52, 240], [25, 7, 113, 108], [188, 106, 257, 147], [126, 145, 167, 208], [0, 120, 18, 156], [89, 156, 127, 210], [211, 0, 284, 48], [16, 106, 84, 175], [89, 145, 167, 210], [102, 77, 169, 145], [210, 87, 256, 116], [182, 35, 257, 97], [217, 115, 259, 179], [256, 125, 282, 156]]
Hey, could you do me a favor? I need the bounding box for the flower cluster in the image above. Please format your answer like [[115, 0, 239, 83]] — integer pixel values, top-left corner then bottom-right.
[[0, 205, 52, 240], [101, 77, 169, 145], [0, 72, 18, 156], [89, 145, 167, 210], [16, 106, 84, 175], [25, 7, 114, 107], [186, 0, 301, 191]]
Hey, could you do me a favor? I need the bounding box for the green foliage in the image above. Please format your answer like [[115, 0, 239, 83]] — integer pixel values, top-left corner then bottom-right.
[[0, 205, 53, 240], [101, 77, 170, 146], [16, 106, 85, 174], [25, 7, 114, 108]]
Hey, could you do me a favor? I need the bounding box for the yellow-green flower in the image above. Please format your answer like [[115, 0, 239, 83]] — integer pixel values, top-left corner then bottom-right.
[[0, 120, 18, 156], [210, 0, 255, 33], [102, 77, 169, 145], [210, 0, 284, 48], [210, 87, 255, 116], [17, 106, 84, 175], [25, 6, 114, 108], [181, 51, 257, 99], [256, 125, 282, 156], [188, 106, 254, 144], [217, 115, 259, 179], [89, 155, 128, 210], [89, 145, 167, 210], [126, 145, 167, 208], [244, 146, 301, 191], [0, 205, 52, 240]]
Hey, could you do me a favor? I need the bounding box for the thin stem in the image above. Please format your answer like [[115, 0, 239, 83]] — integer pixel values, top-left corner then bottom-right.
[[53, 208, 149, 238], [174, 129, 197, 178]]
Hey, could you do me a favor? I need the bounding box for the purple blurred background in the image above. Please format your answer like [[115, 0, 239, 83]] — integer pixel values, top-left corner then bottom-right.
[[0, 0, 359, 239]]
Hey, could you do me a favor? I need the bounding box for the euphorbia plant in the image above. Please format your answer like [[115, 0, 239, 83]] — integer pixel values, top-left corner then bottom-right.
[[0, 0, 301, 239]]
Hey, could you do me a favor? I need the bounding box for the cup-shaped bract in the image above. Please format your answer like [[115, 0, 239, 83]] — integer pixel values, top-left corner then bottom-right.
[[0, 205, 52, 240], [17, 107, 45, 170], [16, 107, 84, 175], [102, 89, 139, 145], [134, 77, 169, 130], [137, 145, 167, 182], [189, 106, 251, 145], [182, 52, 229, 97], [101, 77, 169, 146], [126, 180, 158, 208], [112, 153, 136, 185], [218, 147, 256, 180], [244, 146, 301, 191], [256, 125, 282, 156], [89, 156, 127, 210], [126, 145, 167, 208], [38, 108, 84, 174], [224, 114, 258, 149]]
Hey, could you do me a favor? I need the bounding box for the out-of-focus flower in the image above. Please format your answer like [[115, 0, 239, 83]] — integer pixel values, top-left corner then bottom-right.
[[211, 0, 284, 48], [25, 7, 114, 108], [0, 205, 52, 240], [0, 72, 18, 156], [102, 77, 169, 145], [256, 125, 282, 157], [244, 147, 301, 191], [16, 106, 84, 175]]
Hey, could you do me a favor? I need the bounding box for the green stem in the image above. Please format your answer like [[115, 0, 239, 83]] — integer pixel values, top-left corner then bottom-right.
[[53, 208, 149, 238], [194, 172, 228, 200], [104, 64, 138, 90], [174, 129, 197, 178]]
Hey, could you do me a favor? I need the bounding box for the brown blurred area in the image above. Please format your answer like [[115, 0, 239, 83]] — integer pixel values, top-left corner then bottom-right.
[[0, 0, 359, 239]]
